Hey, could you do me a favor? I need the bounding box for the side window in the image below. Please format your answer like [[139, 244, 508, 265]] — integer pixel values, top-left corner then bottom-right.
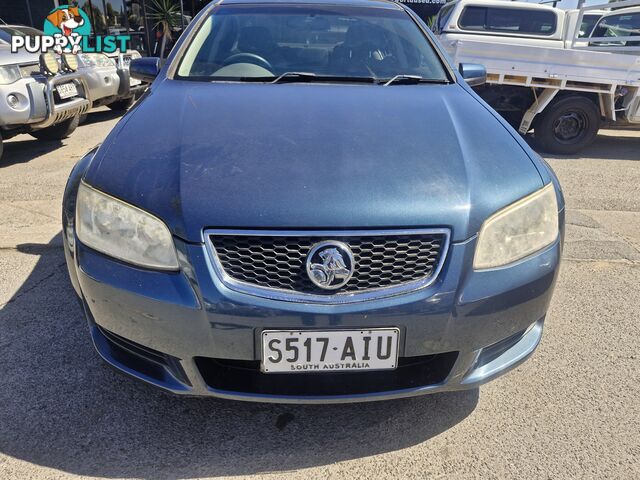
[[458, 6, 485, 31], [579, 14, 602, 38], [459, 6, 557, 36], [591, 13, 640, 45]]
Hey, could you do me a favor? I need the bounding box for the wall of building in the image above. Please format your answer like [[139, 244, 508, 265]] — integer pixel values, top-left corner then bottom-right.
[[0, 0, 54, 28]]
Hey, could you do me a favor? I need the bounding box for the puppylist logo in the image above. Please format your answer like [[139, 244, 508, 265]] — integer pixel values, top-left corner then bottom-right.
[[11, 5, 130, 54]]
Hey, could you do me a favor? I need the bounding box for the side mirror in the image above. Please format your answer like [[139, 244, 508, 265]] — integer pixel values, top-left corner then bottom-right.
[[459, 63, 486, 87], [130, 57, 160, 83]]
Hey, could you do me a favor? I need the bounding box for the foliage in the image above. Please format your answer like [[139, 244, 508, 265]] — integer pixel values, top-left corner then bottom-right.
[[147, 0, 181, 40]]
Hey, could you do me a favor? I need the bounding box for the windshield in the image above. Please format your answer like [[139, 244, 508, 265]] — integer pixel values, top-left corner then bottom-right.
[[0, 26, 43, 37], [436, 3, 456, 34], [579, 14, 601, 38], [591, 12, 640, 46], [176, 4, 449, 82]]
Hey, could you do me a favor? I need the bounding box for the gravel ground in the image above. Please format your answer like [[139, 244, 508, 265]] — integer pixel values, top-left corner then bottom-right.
[[0, 111, 638, 479]]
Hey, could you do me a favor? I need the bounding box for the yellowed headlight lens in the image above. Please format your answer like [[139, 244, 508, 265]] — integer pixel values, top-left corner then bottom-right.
[[473, 184, 559, 270], [62, 53, 79, 72], [40, 52, 59, 75]]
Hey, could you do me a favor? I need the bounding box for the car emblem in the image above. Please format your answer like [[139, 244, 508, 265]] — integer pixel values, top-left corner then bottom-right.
[[306, 241, 355, 290]]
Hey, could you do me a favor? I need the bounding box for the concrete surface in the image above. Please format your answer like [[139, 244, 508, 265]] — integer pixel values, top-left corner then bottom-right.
[[0, 112, 638, 479]]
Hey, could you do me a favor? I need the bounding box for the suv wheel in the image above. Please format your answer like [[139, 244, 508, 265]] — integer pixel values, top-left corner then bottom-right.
[[107, 97, 134, 111], [30, 115, 80, 141], [534, 96, 600, 155]]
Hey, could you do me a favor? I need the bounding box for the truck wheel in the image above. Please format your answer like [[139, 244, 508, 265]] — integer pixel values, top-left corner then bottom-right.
[[534, 96, 600, 155], [30, 115, 80, 141], [107, 97, 134, 111]]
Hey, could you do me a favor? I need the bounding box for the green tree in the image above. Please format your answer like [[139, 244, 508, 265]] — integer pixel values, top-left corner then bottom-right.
[[147, 0, 181, 60]]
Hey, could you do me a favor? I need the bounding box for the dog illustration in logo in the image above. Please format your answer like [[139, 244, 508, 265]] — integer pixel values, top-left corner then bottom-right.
[[46, 7, 85, 53]]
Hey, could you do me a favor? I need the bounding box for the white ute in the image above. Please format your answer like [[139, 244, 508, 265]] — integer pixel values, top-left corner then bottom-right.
[[435, 0, 640, 153]]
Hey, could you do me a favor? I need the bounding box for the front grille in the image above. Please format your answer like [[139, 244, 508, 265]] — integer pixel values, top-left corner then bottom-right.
[[208, 230, 448, 298], [51, 102, 89, 123], [195, 352, 458, 396], [19, 63, 40, 78]]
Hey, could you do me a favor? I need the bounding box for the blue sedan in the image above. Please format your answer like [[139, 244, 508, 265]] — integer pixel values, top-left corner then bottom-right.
[[62, 0, 564, 403]]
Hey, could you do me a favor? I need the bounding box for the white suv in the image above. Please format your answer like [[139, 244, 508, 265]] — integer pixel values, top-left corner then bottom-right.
[[0, 44, 90, 159]]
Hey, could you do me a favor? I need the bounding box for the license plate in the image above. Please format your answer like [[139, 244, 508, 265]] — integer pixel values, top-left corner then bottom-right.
[[56, 82, 78, 99], [261, 328, 399, 373]]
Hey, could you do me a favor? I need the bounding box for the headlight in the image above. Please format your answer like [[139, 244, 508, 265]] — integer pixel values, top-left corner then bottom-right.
[[61, 53, 79, 72], [76, 182, 179, 270], [97, 53, 117, 67], [0, 65, 21, 85], [78, 53, 116, 68], [474, 184, 558, 270], [40, 51, 60, 75], [78, 53, 97, 67]]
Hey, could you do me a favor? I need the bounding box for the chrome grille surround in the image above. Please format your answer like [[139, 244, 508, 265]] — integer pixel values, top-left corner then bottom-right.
[[19, 63, 40, 78], [203, 229, 450, 304]]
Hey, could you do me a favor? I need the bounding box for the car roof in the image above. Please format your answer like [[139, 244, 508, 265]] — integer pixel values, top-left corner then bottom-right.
[[447, 0, 559, 12], [0, 24, 44, 33], [216, 0, 403, 10]]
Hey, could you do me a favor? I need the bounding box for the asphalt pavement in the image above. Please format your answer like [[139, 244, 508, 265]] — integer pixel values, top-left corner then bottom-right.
[[0, 110, 638, 479]]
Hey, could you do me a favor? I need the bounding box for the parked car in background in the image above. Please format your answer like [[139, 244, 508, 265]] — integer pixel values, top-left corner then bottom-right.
[[0, 24, 43, 41], [104, 49, 146, 111], [0, 25, 146, 116], [433, 0, 605, 49], [0, 44, 90, 159], [434, 0, 640, 153], [63, 0, 564, 402], [77, 50, 145, 114], [75, 52, 121, 112]]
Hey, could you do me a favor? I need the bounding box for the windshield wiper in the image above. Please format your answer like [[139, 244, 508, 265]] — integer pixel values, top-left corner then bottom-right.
[[380, 75, 450, 86], [271, 72, 318, 83], [271, 72, 376, 84]]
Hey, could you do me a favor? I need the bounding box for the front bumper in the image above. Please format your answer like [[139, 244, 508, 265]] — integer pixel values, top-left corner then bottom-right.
[[79, 66, 120, 106], [0, 73, 90, 131], [115, 67, 146, 98], [64, 224, 562, 403]]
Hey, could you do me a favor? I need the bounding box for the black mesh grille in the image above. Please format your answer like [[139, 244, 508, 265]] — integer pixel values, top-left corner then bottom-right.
[[195, 352, 459, 396], [210, 233, 446, 294]]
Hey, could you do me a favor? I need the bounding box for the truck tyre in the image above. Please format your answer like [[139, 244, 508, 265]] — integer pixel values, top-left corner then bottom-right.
[[107, 97, 134, 111], [534, 96, 601, 155], [30, 115, 80, 141]]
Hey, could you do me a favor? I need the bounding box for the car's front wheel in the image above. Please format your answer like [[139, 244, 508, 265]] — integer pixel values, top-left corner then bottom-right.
[[534, 96, 601, 155], [107, 97, 134, 111], [30, 115, 80, 141], [0, 131, 4, 161]]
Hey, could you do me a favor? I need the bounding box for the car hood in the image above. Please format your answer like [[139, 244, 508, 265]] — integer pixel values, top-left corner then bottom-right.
[[86, 80, 543, 243], [0, 44, 39, 65]]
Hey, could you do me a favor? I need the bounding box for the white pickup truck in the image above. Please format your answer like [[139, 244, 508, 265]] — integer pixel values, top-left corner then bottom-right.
[[434, 0, 640, 154]]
